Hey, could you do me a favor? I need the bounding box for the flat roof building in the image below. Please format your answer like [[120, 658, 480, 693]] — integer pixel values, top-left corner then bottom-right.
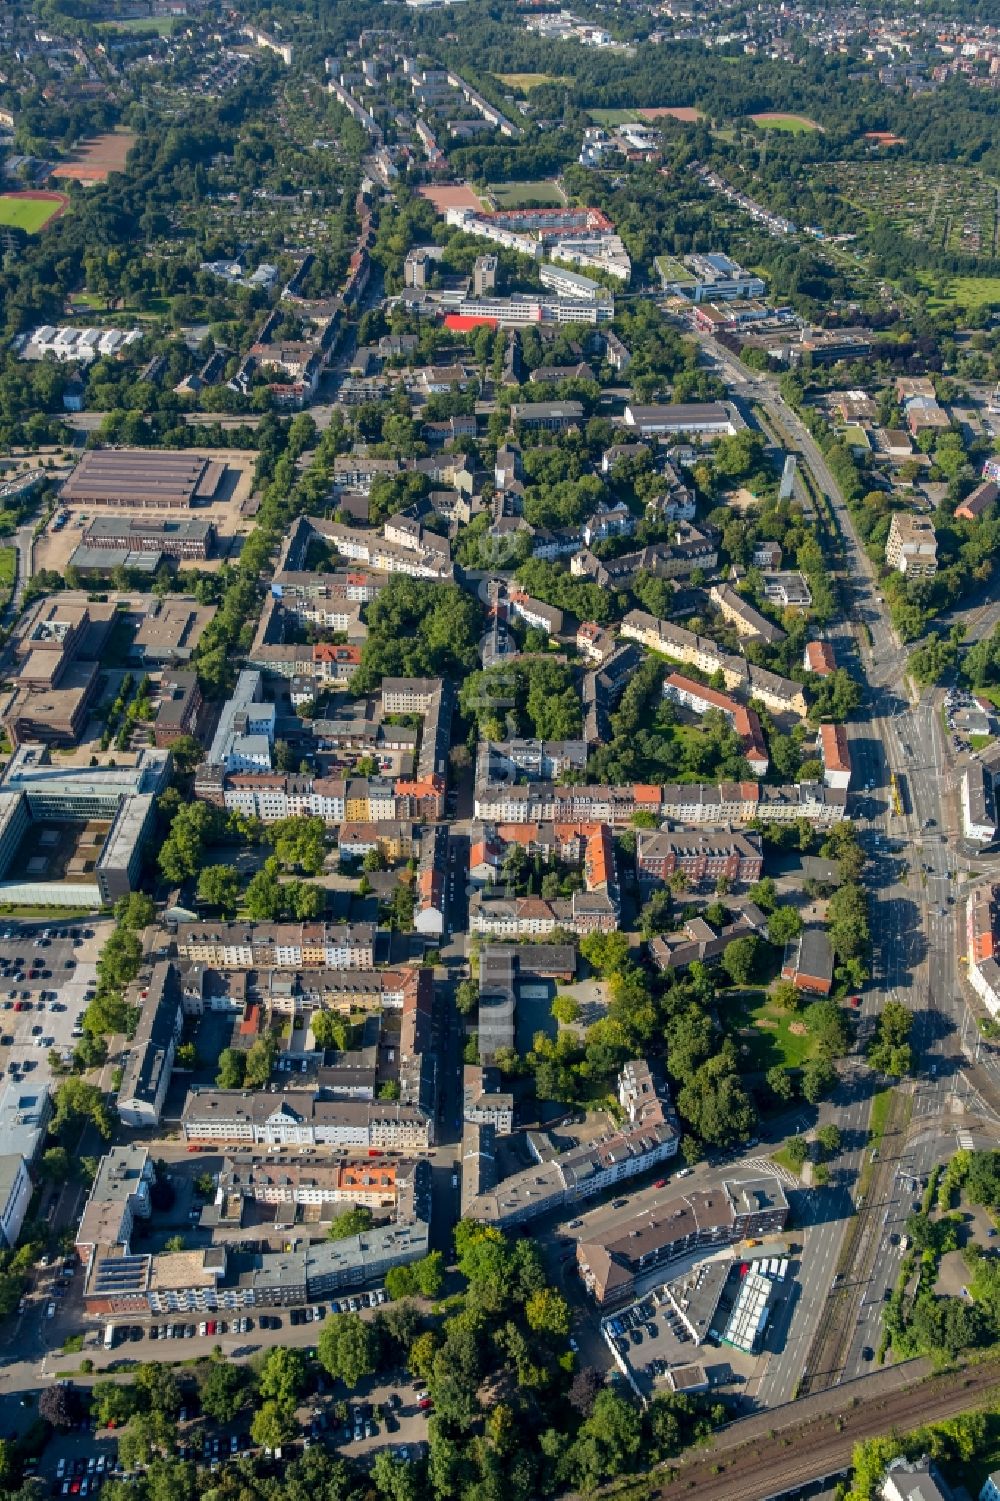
[[62, 449, 225, 510]]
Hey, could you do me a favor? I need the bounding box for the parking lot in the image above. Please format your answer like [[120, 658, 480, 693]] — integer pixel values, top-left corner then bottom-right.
[[27, 1362, 433, 1492], [0, 918, 110, 1097]]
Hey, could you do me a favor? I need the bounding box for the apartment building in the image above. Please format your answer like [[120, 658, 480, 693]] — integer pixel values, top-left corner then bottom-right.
[[885, 513, 938, 577], [636, 828, 764, 889], [662, 674, 770, 778], [76, 1145, 154, 1266], [820, 723, 852, 790], [116, 963, 183, 1129], [577, 1177, 789, 1306], [967, 883, 1000, 1017]]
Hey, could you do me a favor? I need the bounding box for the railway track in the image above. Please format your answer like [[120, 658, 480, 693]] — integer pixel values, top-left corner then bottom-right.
[[642, 1361, 1000, 1501], [799, 1090, 909, 1395]]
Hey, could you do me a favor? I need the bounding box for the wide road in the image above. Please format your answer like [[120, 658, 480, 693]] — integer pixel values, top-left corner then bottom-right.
[[692, 327, 1000, 1393]]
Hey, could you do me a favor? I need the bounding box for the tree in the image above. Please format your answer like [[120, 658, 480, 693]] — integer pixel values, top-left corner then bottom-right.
[[767, 907, 804, 947], [766, 1065, 795, 1103], [568, 1367, 603, 1416], [816, 1124, 842, 1156], [243, 1036, 276, 1088], [719, 936, 759, 987], [785, 1135, 808, 1170], [39, 1382, 81, 1428], [569, 1390, 643, 1490], [551, 994, 581, 1026], [91, 1381, 138, 1429], [39, 1146, 72, 1184], [311, 1010, 350, 1050], [869, 1000, 914, 1076], [250, 1399, 295, 1451], [317, 1312, 379, 1387], [216, 1047, 246, 1089], [326, 1206, 374, 1241], [801, 1057, 837, 1104], [134, 1362, 181, 1417], [52, 1077, 113, 1140], [199, 1363, 245, 1425], [372, 1450, 421, 1501], [525, 1287, 571, 1338], [258, 1346, 307, 1408], [677, 1049, 756, 1146], [114, 892, 156, 930], [385, 1251, 444, 1300], [579, 931, 630, 976], [454, 977, 479, 1017], [196, 864, 240, 913]]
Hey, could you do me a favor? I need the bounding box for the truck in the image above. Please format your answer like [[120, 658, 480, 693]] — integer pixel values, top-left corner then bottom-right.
[[104, 1323, 115, 1349]]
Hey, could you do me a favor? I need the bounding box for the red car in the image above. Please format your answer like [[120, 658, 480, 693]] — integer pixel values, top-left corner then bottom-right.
[[850, 995, 862, 1008], [653, 1178, 668, 1189], [207, 1320, 217, 1335]]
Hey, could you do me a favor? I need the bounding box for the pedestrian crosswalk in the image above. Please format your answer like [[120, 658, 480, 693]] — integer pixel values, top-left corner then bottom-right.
[[743, 1154, 800, 1188]]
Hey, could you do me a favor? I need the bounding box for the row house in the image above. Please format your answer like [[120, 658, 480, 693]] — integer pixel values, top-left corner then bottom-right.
[[181, 1092, 432, 1151], [174, 923, 377, 971], [216, 1156, 403, 1210], [258, 967, 416, 1018], [469, 888, 619, 937]]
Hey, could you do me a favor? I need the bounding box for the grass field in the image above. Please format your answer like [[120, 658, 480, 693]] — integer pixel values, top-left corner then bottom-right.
[[0, 194, 62, 233], [496, 73, 566, 91], [97, 15, 176, 33], [726, 988, 817, 1073], [589, 108, 642, 126], [917, 272, 1000, 313], [488, 179, 566, 207], [0, 547, 16, 596], [751, 112, 822, 133]]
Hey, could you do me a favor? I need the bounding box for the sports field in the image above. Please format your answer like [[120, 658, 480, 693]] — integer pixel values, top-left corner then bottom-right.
[[488, 179, 566, 208], [751, 112, 823, 133], [639, 106, 704, 122], [589, 108, 642, 126], [0, 192, 67, 233], [52, 130, 137, 184], [496, 73, 566, 91]]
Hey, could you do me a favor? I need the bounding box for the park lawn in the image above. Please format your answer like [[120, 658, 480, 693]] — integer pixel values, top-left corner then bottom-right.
[[489, 179, 566, 207], [0, 546, 15, 594], [970, 734, 995, 752], [918, 274, 1000, 313], [589, 108, 642, 126], [496, 73, 566, 90], [751, 112, 822, 133], [725, 988, 818, 1073], [0, 195, 62, 233]]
